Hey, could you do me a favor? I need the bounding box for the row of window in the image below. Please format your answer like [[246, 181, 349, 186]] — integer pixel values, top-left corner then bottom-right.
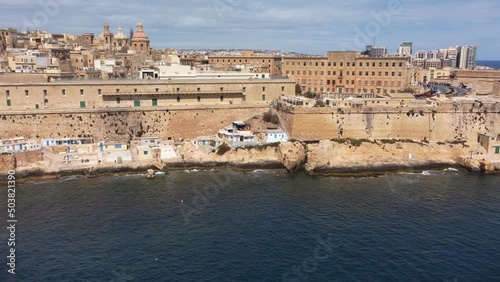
[[6, 94, 269, 108], [303, 87, 399, 95], [212, 59, 274, 63], [299, 79, 402, 87], [285, 61, 405, 68], [5, 86, 283, 98], [287, 70, 404, 77]]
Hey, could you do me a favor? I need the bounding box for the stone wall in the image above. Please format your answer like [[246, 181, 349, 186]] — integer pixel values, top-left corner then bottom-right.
[[0, 106, 268, 142], [279, 101, 500, 143]]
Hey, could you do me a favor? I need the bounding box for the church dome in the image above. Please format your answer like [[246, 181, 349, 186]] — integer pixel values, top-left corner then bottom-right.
[[115, 27, 127, 40], [132, 22, 149, 40]]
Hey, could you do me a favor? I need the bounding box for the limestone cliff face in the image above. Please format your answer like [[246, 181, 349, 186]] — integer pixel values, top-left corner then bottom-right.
[[0, 151, 47, 174], [305, 140, 469, 173], [0, 154, 16, 171], [178, 141, 282, 167], [177, 141, 309, 171], [278, 142, 307, 172]]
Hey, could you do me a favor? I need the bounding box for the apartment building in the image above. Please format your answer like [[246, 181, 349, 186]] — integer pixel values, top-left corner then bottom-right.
[[282, 51, 411, 95]]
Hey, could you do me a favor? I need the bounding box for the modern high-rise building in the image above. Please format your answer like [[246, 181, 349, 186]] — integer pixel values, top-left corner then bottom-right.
[[427, 50, 440, 60], [365, 45, 387, 57], [397, 42, 413, 57], [415, 51, 427, 59], [457, 45, 477, 69], [447, 47, 458, 68]]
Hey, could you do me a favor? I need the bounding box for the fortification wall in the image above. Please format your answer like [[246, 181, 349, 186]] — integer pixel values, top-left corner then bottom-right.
[[0, 106, 267, 142], [280, 101, 500, 142]]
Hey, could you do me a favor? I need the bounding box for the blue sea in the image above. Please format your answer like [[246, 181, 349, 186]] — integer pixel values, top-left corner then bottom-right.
[[476, 60, 500, 70], [1, 169, 499, 281]]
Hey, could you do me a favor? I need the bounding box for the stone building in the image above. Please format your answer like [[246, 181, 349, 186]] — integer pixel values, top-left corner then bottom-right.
[[130, 22, 150, 55], [113, 27, 129, 52], [0, 78, 295, 111], [492, 80, 500, 97], [282, 51, 412, 95], [208, 51, 282, 76], [97, 23, 114, 50]]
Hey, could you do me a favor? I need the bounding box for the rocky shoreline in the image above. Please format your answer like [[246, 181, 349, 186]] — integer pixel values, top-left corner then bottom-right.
[[2, 140, 498, 181]]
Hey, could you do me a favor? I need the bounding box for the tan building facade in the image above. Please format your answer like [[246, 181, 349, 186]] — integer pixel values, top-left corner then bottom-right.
[[1, 79, 295, 111], [282, 51, 412, 95], [208, 51, 282, 76]]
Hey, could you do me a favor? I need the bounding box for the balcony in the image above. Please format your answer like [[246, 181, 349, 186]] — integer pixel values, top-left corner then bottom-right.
[[103, 90, 243, 96]]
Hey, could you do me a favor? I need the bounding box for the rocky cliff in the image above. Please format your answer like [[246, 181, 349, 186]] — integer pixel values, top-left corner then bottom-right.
[[305, 139, 470, 173]]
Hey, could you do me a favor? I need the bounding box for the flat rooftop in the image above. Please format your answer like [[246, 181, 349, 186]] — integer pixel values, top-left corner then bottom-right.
[[0, 77, 294, 86]]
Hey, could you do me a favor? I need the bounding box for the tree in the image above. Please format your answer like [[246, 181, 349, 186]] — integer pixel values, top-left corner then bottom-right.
[[129, 28, 134, 40], [295, 84, 302, 95]]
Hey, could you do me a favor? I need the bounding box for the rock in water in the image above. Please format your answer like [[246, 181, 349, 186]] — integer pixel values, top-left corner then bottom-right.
[[147, 169, 155, 179], [278, 141, 307, 172]]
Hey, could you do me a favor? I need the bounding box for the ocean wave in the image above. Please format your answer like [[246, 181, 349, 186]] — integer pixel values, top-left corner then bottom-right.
[[59, 175, 88, 181]]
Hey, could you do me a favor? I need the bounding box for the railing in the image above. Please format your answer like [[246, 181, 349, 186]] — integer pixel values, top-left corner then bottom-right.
[[103, 90, 243, 96]]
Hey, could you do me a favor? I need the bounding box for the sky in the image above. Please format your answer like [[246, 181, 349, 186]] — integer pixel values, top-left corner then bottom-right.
[[1, 0, 499, 59]]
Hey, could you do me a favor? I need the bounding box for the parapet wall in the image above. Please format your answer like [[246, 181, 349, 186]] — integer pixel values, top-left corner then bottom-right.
[[280, 101, 500, 142], [0, 106, 268, 142]]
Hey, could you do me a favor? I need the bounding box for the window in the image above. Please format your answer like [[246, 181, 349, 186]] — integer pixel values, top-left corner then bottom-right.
[[263, 87, 266, 92], [134, 88, 138, 93], [80, 89, 84, 96], [282, 87, 285, 92], [144, 151, 148, 155], [134, 100, 141, 107], [6, 90, 10, 97], [80, 101, 86, 108], [262, 95, 266, 101], [115, 145, 122, 149], [116, 89, 120, 93], [156, 88, 159, 93], [197, 96, 201, 102], [44, 99, 48, 106], [220, 96, 224, 102], [243, 95, 246, 101], [25, 90, 29, 97], [98, 89, 102, 95], [43, 90, 47, 97], [152, 99, 158, 107], [177, 96, 180, 103], [62, 89, 66, 96], [243, 87, 246, 92], [116, 98, 121, 104], [6, 99, 11, 106]]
